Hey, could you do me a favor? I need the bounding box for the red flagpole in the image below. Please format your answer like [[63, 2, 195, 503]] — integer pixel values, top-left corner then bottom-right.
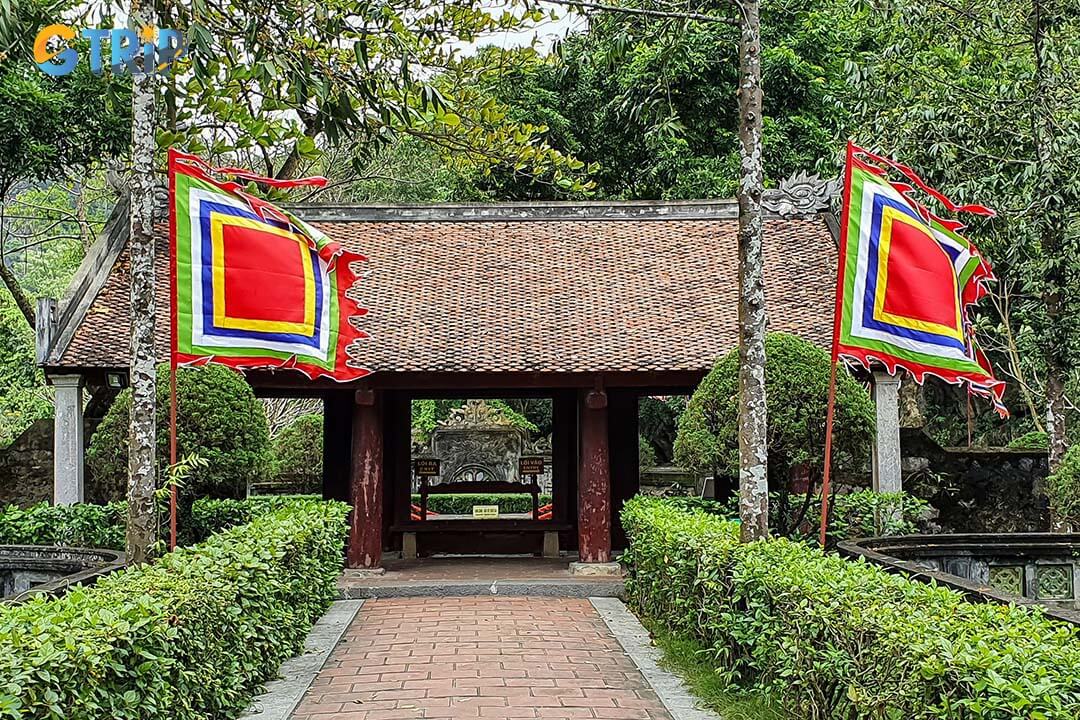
[[819, 141, 856, 548], [168, 150, 179, 551]]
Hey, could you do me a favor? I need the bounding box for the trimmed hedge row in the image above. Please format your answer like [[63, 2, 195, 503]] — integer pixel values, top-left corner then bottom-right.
[[0, 502, 126, 550], [410, 493, 553, 515], [188, 494, 322, 542], [621, 497, 1080, 719], [0, 498, 348, 719]]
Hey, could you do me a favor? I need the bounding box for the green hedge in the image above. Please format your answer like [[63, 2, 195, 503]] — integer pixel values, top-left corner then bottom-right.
[[0, 498, 348, 719], [188, 494, 322, 542], [621, 497, 1080, 719], [661, 490, 928, 544], [410, 493, 553, 515], [0, 502, 126, 550]]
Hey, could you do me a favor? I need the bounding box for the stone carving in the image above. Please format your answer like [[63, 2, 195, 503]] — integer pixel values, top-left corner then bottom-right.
[[762, 170, 841, 218], [414, 400, 553, 493]]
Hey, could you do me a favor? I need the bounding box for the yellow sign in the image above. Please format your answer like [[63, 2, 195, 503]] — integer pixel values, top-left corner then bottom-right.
[[472, 505, 499, 519]]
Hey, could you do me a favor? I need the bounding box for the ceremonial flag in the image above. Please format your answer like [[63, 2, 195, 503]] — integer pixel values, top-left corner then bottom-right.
[[819, 142, 1006, 546], [168, 149, 369, 381], [834, 142, 1006, 415]]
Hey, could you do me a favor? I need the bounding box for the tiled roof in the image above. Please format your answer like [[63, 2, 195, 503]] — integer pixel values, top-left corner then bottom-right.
[[53, 205, 837, 375]]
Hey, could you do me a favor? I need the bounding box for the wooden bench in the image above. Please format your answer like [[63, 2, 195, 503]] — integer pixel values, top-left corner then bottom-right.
[[400, 478, 557, 559]]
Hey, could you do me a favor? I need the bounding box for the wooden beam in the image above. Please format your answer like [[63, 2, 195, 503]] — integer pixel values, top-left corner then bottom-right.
[[240, 369, 705, 393], [578, 388, 611, 563], [348, 388, 383, 568]]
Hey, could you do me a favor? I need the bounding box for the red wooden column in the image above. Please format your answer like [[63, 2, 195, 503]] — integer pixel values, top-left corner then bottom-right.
[[349, 388, 383, 568], [577, 388, 611, 563]]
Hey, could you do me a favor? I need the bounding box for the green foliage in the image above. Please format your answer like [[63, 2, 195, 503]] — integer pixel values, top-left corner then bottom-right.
[[271, 413, 323, 493], [659, 491, 927, 543], [410, 399, 540, 446], [0, 0, 129, 198], [674, 333, 874, 494], [409, 493, 553, 515], [0, 502, 126, 550], [1008, 431, 1049, 450], [167, 5, 589, 192], [187, 494, 322, 543], [1046, 444, 1080, 528], [86, 364, 272, 503], [638, 435, 657, 470], [639, 395, 687, 464], [0, 498, 348, 719], [481, 0, 864, 200], [843, 0, 1080, 445], [646, 623, 787, 720], [621, 497, 1080, 719]]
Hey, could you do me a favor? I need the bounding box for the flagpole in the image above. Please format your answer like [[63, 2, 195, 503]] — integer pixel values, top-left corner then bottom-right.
[[819, 141, 855, 548], [168, 149, 179, 551]]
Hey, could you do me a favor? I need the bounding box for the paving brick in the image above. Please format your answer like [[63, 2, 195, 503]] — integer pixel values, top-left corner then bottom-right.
[[288, 598, 673, 720]]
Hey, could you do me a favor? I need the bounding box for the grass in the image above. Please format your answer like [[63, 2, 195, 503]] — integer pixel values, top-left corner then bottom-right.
[[644, 620, 789, 720]]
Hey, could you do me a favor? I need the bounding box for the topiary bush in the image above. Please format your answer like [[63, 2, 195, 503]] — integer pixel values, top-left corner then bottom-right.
[[0, 498, 348, 719], [270, 413, 323, 493], [86, 364, 272, 503], [1046, 444, 1080, 530], [675, 333, 875, 534], [621, 496, 1080, 719], [0, 502, 126, 550]]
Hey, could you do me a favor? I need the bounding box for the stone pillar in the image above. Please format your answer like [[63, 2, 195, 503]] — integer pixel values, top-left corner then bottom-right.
[[871, 371, 902, 494], [349, 388, 383, 569], [51, 374, 84, 506], [577, 389, 611, 563]]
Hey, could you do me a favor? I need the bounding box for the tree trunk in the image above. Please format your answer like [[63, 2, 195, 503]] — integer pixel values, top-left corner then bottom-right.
[[736, 0, 769, 543], [0, 258, 35, 328], [126, 0, 159, 564], [1032, 0, 1068, 475]]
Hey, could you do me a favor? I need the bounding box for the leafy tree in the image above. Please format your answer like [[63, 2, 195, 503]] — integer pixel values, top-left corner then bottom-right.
[[675, 333, 875, 535], [271, 413, 324, 493], [86, 364, 272, 504], [479, 0, 863, 199], [160, 2, 590, 192], [842, 0, 1080, 464], [0, 0, 129, 327]]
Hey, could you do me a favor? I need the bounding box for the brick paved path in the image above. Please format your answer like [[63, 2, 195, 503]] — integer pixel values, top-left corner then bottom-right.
[[290, 597, 674, 720]]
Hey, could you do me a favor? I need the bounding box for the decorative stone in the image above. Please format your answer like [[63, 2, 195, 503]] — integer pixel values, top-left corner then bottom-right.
[[762, 170, 841, 218]]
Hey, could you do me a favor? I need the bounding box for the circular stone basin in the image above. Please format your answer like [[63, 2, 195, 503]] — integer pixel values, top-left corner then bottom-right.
[[839, 533, 1080, 626], [1, 545, 126, 603]]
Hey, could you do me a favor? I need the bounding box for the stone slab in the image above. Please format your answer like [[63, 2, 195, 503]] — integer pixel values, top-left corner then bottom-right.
[[569, 560, 623, 577], [238, 599, 363, 720], [590, 597, 723, 720]]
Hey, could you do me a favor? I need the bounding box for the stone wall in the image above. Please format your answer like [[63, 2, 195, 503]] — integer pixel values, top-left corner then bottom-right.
[[0, 419, 54, 508], [901, 429, 1050, 533]]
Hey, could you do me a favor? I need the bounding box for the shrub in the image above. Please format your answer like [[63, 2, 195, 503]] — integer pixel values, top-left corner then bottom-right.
[[0, 502, 126, 550], [1008, 430, 1049, 450], [188, 494, 321, 542], [675, 334, 875, 534], [621, 497, 1080, 719], [0, 498, 348, 719], [271, 413, 323, 493], [1046, 444, 1080, 529], [409, 493, 553, 515], [86, 364, 272, 502], [660, 490, 927, 543]]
